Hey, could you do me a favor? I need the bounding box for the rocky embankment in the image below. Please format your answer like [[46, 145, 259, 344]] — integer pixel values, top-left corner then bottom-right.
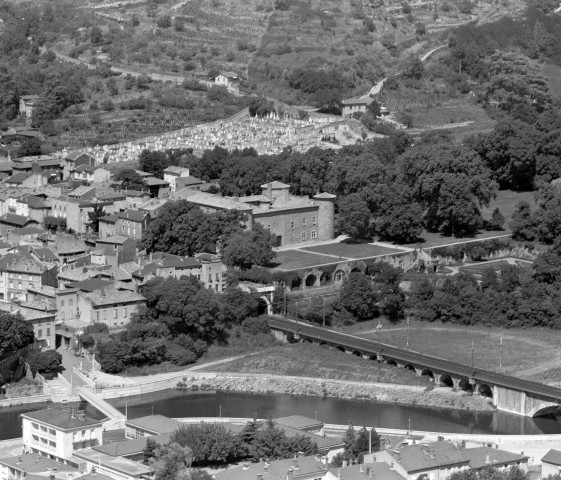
[[176, 374, 495, 412]]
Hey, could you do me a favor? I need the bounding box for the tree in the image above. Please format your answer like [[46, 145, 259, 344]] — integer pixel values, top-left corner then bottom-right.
[[156, 15, 172, 28], [481, 268, 499, 291], [366, 100, 381, 117], [150, 442, 192, 480], [43, 215, 67, 232], [77, 333, 95, 350], [0, 312, 34, 358], [221, 225, 276, 270], [139, 150, 169, 178], [90, 26, 103, 44], [509, 202, 536, 241], [170, 423, 241, 465], [374, 185, 424, 243], [143, 437, 159, 464], [336, 272, 378, 321], [114, 168, 148, 191], [139, 200, 245, 257], [249, 97, 275, 117], [490, 208, 505, 230], [87, 204, 106, 233], [16, 138, 42, 158], [363, 17, 375, 32], [26, 350, 62, 375], [337, 194, 371, 242], [398, 143, 497, 236]]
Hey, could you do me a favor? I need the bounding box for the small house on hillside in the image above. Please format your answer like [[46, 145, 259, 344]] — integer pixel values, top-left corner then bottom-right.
[[215, 71, 239, 87], [342, 96, 373, 116], [19, 95, 40, 119]]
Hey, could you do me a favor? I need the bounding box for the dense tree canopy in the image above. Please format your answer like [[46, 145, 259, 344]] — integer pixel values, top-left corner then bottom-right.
[[0, 312, 34, 358]]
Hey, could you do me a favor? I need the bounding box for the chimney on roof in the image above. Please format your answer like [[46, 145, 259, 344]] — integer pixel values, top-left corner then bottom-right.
[[71, 408, 75, 419]]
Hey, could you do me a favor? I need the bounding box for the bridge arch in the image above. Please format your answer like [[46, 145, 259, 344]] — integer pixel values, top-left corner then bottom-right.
[[458, 378, 473, 392], [291, 276, 302, 289], [368, 354, 379, 361], [350, 267, 363, 274], [320, 272, 332, 285], [421, 368, 434, 380], [258, 296, 271, 315], [403, 364, 416, 372], [352, 350, 363, 357], [305, 274, 318, 287], [336, 345, 346, 353], [334, 270, 346, 283], [439, 373, 454, 388], [302, 337, 313, 344], [319, 341, 328, 347], [386, 359, 398, 366], [529, 405, 561, 417], [478, 384, 493, 398]]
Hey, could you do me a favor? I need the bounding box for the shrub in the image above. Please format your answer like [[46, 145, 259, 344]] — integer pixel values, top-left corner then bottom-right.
[[241, 317, 270, 335]]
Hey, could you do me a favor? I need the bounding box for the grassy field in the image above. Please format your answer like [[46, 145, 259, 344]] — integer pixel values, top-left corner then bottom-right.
[[203, 343, 430, 386], [481, 190, 536, 226], [345, 319, 561, 385], [272, 250, 340, 270], [302, 243, 404, 259], [542, 64, 561, 98]]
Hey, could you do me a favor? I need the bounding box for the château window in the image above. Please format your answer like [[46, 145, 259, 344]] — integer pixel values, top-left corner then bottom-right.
[[311, 231, 317, 239], [301, 233, 306, 241]]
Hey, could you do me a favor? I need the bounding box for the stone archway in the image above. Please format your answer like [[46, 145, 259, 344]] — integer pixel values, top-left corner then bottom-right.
[[258, 296, 271, 315], [305, 274, 318, 287], [458, 378, 473, 393], [334, 270, 346, 283], [439, 373, 454, 388], [478, 384, 493, 398], [320, 272, 332, 285], [421, 368, 434, 381]]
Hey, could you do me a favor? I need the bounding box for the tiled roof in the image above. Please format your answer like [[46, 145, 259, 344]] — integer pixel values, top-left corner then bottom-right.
[[21, 194, 49, 208], [164, 166, 190, 175], [55, 235, 86, 255], [73, 164, 96, 173], [125, 415, 182, 434], [12, 226, 44, 235], [0, 453, 77, 474], [34, 159, 62, 168], [27, 285, 57, 297], [32, 247, 59, 262], [85, 286, 145, 307], [176, 176, 203, 186], [58, 267, 99, 282], [386, 442, 469, 473], [183, 191, 252, 211], [463, 446, 528, 469], [342, 96, 372, 105], [99, 214, 119, 224], [275, 415, 323, 430], [161, 257, 200, 269], [93, 432, 173, 457], [543, 449, 561, 466], [123, 189, 149, 198], [69, 185, 96, 198], [6, 172, 31, 184], [117, 210, 148, 222], [0, 303, 56, 321], [0, 254, 48, 274], [0, 213, 37, 227], [214, 455, 327, 480], [20, 300, 57, 312], [336, 463, 405, 480], [97, 234, 130, 245], [70, 278, 113, 292], [221, 71, 238, 78], [144, 177, 170, 187]]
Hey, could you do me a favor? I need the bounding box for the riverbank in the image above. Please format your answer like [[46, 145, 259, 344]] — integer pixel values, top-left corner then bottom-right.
[[176, 373, 495, 412]]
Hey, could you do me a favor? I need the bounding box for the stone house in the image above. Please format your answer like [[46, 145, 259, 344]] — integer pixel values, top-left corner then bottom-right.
[[19, 95, 40, 118]]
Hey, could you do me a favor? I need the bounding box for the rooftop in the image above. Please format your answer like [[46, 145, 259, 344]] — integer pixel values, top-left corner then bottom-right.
[[164, 166, 190, 175], [125, 415, 182, 434], [97, 234, 130, 245], [117, 210, 149, 222], [214, 455, 327, 480], [144, 177, 170, 187], [93, 432, 173, 457], [0, 213, 37, 227], [181, 191, 252, 212], [70, 278, 113, 292], [85, 286, 145, 307], [261, 181, 290, 189], [387, 442, 469, 473], [72, 449, 151, 477], [542, 449, 561, 466], [275, 415, 324, 430], [0, 453, 77, 474], [21, 408, 104, 430], [336, 463, 405, 480], [463, 446, 529, 469]]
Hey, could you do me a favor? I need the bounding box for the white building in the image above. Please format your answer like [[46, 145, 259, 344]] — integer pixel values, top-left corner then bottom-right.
[[163, 166, 191, 193], [21, 408, 104, 463]]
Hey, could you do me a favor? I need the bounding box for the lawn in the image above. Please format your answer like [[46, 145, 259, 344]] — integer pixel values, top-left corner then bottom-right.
[[272, 250, 340, 270], [542, 64, 561, 98], [480, 190, 536, 227], [302, 243, 404, 259], [347, 319, 561, 385], [202, 343, 430, 386]]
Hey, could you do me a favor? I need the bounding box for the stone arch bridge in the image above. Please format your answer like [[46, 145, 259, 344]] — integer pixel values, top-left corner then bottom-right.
[[268, 317, 561, 418]]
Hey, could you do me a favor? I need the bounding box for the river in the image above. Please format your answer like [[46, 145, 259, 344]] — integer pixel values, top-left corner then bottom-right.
[[1, 390, 560, 441]]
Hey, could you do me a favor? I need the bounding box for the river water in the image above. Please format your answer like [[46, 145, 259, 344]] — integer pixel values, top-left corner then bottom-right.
[[1, 390, 561, 441]]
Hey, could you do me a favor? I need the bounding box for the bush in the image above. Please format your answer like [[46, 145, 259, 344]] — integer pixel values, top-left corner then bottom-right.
[[85, 323, 109, 334], [26, 350, 62, 375], [241, 317, 270, 335], [165, 343, 197, 366]]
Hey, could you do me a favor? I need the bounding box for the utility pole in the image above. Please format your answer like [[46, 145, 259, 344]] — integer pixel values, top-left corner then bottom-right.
[[499, 336, 503, 368], [471, 341, 474, 370], [322, 297, 326, 327], [406, 316, 410, 349], [369, 427, 372, 454]]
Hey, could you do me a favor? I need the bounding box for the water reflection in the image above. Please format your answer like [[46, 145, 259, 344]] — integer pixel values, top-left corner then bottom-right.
[[1, 390, 560, 441]]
